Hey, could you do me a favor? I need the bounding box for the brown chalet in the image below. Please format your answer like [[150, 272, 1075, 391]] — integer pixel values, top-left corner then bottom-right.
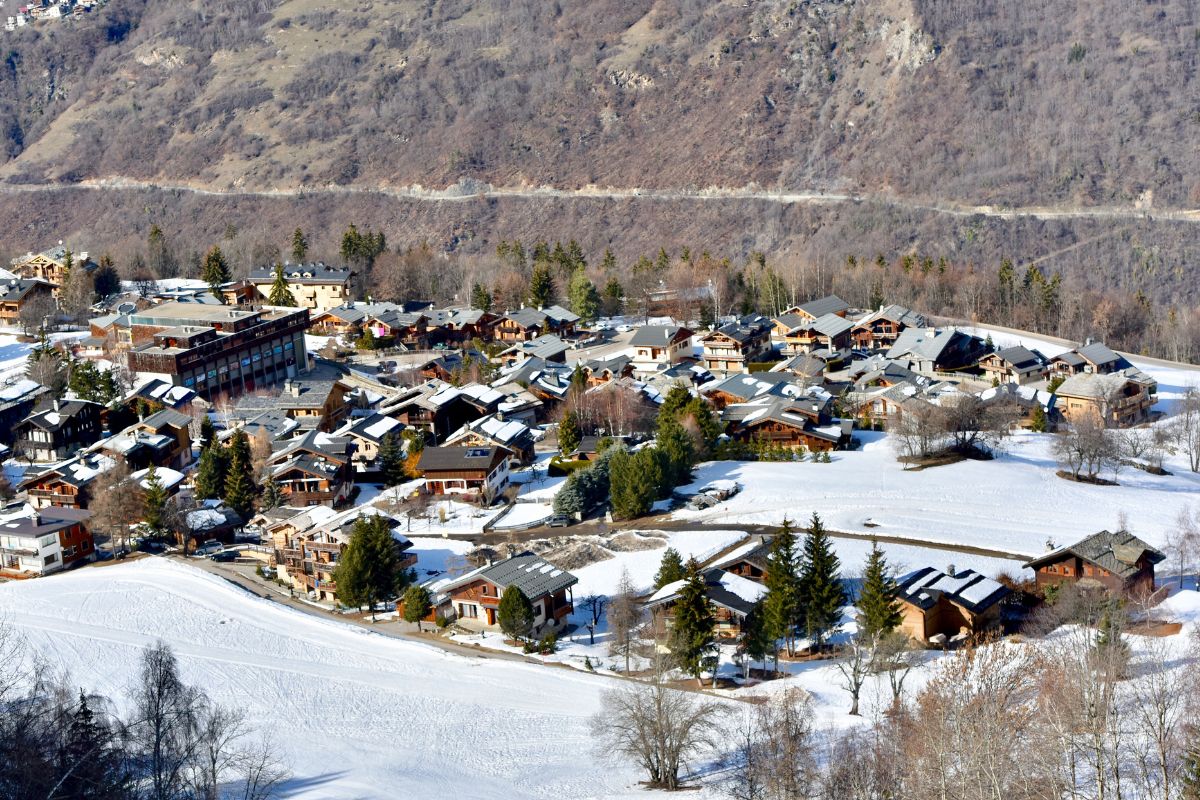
[[850, 304, 926, 350], [645, 567, 766, 640], [723, 396, 844, 452], [266, 431, 355, 507], [895, 566, 1011, 643], [0, 278, 55, 325], [434, 552, 577, 633], [1025, 530, 1165, 598], [699, 319, 771, 374], [417, 445, 510, 500], [11, 245, 98, 299]]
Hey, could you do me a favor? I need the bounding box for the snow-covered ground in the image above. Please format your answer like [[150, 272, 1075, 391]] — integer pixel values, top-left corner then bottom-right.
[[966, 323, 1200, 414], [0, 329, 88, 380], [674, 430, 1200, 563], [0, 559, 657, 800]]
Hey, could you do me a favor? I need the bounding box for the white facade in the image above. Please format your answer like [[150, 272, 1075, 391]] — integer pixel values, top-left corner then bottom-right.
[[0, 530, 63, 575]]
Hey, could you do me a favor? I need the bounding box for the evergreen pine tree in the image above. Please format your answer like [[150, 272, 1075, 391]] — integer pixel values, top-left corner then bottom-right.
[[799, 512, 845, 650], [1093, 605, 1131, 674], [201, 246, 231, 301], [602, 278, 624, 316], [558, 410, 582, 455], [334, 514, 404, 619], [656, 417, 695, 487], [738, 599, 773, 678], [267, 262, 297, 306], [857, 541, 902, 641], [551, 472, 585, 517], [497, 584, 535, 641], [762, 520, 801, 663], [658, 383, 693, 421], [260, 476, 283, 510], [609, 447, 657, 519], [1029, 403, 1048, 433], [528, 263, 555, 308], [291, 227, 308, 262], [58, 691, 131, 800], [402, 584, 433, 625], [223, 431, 257, 517], [470, 282, 493, 312], [141, 464, 168, 533], [567, 267, 601, 321], [654, 547, 686, 589], [193, 444, 228, 500], [200, 417, 218, 451], [377, 431, 407, 486], [1181, 743, 1200, 800], [669, 559, 717, 686]]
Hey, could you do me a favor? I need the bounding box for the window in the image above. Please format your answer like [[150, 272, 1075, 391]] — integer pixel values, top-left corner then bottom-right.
[[44, 553, 57, 565]]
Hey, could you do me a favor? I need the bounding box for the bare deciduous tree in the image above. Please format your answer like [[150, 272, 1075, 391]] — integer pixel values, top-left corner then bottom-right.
[[1054, 415, 1125, 483], [607, 568, 644, 673], [590, 659, 725, 790]]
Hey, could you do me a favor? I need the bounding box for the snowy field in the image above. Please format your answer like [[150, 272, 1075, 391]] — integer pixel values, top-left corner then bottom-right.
[[0, 559, 660, 800], [674, 430, 1200, 562]]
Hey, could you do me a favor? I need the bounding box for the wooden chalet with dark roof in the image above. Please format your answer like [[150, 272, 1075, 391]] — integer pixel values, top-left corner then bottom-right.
[[266, 431, 355, 507], [850, 304, 926, 349], [417, 445, 510, 500], [698, 319, 772, 374], [15, 398, 103, 463], [434, 552, 577, 632], [1024, 530, 1165, 598], [896, 566, 1011, 643]]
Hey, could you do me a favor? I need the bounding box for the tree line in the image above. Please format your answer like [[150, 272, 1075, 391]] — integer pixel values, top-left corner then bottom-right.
[[0, 632, 289, 800]]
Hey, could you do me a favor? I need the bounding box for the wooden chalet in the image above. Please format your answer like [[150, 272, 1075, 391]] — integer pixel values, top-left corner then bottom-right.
[[434, 552, 577, 633], [1024, 530, 1165, 598], [896, 566, 1011, 643], [1055, 369, 1157, 428], [19, 454, 113, 509], [780, 295, 850, 323], [417, 445, 510, 500], [383, 382, 502, 441], [776, 313, 854, 356], [850, 304, 926, 350], [0, 278, 55, 325], [722, 396, 845, 452], [978, 346, 1048, 385], [266, 431, 355, 507], [630, 325, 695, 374], [645, 567, 766, 639], [11, 244, 98, 299], [15, 398, 103, 464], [1049, 341, 1126, 377], [699, 319, 772, 374], [444, 414, 536, 465]]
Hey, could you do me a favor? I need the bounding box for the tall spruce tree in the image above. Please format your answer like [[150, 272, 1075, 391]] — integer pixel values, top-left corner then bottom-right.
[[193, 444, 228, 500], [199, 417, 218, 451], [762, 520, 801, 664], [334, 514, 404, 619], [223, 431, 256, 517], [260, 476, 283, 511], [856, 541, 901, 641], [654, 547, 686, 589], [291, 227, 308, 262], [737, 599, 773, 679], [470, 282, 493, 312], [497, 585, 535, 641], [267, 262, 297, 306], [201, 246, 231, 301], [528, 263, 555, 308], [567, 267, 601, 321], [799, 512, 845, 651], [655, 417, 695, 488], [609, 447, 657, 519], [377, 431, 407, 486], [141, 464, 168, 533], [669, 559, 717, 686], [57, 691, 132, 800], [558, 410, 582, 455]]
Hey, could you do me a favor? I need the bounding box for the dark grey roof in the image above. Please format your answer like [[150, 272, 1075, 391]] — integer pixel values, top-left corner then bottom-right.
[[140, 408, 193, 430], [993, 345, 1045, 371], [1025, 530, 1166, 579], [466, 552, 578, 599], [542, 305, 580, 325], [249, 262, 352, 284], [0, 506, 91, 538], [503, 307, 548, 329], [797, 295, 850, 319], [630, 325, 691, 347], [810, 313, 854, 338], [25, 399, 99, 432], [0, 278, 53, 303], [897, 567, 1011, 615], [417, 445, 506, 472], [1076, 341, 1122, 367]]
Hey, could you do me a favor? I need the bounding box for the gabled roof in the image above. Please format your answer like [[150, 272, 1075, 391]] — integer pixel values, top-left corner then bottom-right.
[[897, 567, 1010, 615], [23, 399, 100, 433], [809, 312, 854, 338], [417, 445, 507, 473], [1055, 370, 1155, 400], [445, 414, 534, 451], [856, 303, 925, 329], [1024, 530, 1166, 579], [503, 334, 570, 361], [542, 305, 580, 325], [988, 345, 1046, 373], [502, 307, 548, 329], [1076, 341, 1123, 368], [345, 413, 404, 445], [645, 567, 766, 616], [0, 277, 53, 303], [0, 505, 91, 539], [248, 262, 352, 284], [441, 552, 578, 600], [795, 295, 850, 319], [139, 408, 193, 431], [630, 325, 692, 347]]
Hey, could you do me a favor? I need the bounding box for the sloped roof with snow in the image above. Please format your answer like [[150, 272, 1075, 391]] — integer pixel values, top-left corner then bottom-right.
[[897, 567, 1010, 615], [645, 567, 766, 616], [1024, 530, 1165, 578], [440, 552, 577, 599]]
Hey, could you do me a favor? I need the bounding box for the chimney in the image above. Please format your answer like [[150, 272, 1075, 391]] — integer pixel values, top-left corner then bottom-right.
[[52, 398, 60, 413], [946, 564, 956, 578]]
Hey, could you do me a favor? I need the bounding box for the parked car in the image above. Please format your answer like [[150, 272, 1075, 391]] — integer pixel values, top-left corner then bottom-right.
[[209, 550, 239, 562], [194, 539, 223, 556], [548, 514, 572, 528]]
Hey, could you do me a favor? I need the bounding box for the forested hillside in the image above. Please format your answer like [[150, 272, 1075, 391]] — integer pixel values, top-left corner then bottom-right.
[[0, 0, 1197, 319]]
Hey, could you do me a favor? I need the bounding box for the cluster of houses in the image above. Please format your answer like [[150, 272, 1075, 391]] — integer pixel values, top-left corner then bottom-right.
[[0, 244, 1163, 621], [4, 0, 105, 31]]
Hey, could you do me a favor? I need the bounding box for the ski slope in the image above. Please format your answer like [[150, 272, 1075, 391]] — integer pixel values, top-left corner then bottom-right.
[[675, 431, 1200, 561], [0, 559, 654, 800]]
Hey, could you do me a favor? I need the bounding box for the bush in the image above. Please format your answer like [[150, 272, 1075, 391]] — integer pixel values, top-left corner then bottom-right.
[[547, 457, 590, 477], [522, 640, 539, 654], [538, 633, 558, 654], [435, 615, 450, 628]]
